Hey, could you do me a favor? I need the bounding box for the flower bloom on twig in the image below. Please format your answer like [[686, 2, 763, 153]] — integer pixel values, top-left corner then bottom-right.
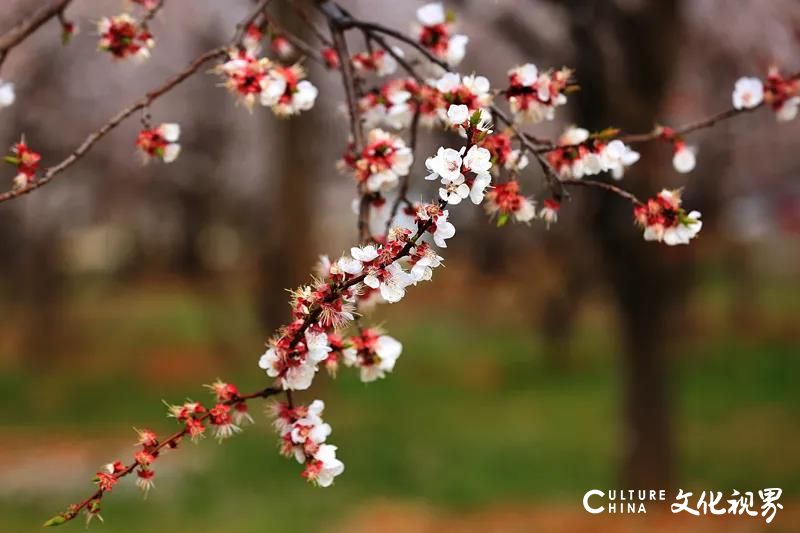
[[241, 23, 263, 53], [484, 180, 536, 226], [0, 79, 15, 109], [135, 469, 155, 496], [732, 76, 764, 110], [671, 141, 696, 174], [359, 78, 417, 130], [60, 19, 79, 45], [657, 126, 696, 173], [505, 63, 572, 123], [259, 327, 333, 390], [5, 137, 41, 189], [260, 63, 318, 116], [340, 128, 413, 193], [136, 123, 181, 163], [764, 67, 800, 122], [634, 189, 702, 245], [321, 47, 340, 69], [434, 72, 492, 123], [539, 198, 560, 228], [479, 131, 528, 173], [352, 49, 400, 77], [343, 328, 403, 382], [414, 2, 468, 67], [416, 203, 456, 247], [271, 399, 345, 487], [97, 14, 154, 61], [425, 137, 492, 205], [166, 400, 207, 441], [546, 126, 639, 180], [216, 50, 318, 115], [271, 34, 295, 60]]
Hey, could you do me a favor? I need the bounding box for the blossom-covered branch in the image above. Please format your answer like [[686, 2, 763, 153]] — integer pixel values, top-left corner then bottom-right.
[[0, 0, 273, 203], [21, 1, 798, 528], [44, 384, 282, 527]]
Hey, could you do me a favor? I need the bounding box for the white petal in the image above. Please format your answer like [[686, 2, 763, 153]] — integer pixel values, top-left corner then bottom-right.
[[162, 143, 181, 163], [160, 123, 181, 142], [417, 2, 445, 25]]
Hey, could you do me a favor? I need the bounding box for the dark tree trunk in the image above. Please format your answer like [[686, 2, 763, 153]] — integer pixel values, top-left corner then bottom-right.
[[566, 0, 686, 489], [255, 8, 316, 331]]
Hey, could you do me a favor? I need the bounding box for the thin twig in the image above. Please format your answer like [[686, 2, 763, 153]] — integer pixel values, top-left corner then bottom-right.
[[0, 0, 73, 70], [0, 0, 273, 205], [321, 1, 371, 242], [560, 178, 643, 205], [52, 385, 282, 525], [263, 10, 324, 65], [384, 109, 420, 236]]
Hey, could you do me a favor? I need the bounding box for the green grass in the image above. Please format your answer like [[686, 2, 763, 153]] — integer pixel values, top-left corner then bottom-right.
[[0, 283, 798, 531]]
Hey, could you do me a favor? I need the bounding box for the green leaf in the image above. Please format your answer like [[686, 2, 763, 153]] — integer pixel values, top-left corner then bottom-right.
[[591, 127, 620, 141], [469, 110, 482, 126], [42, 515, 66, 527], [496, 213, 509, 227], [4, 155, 20, 165], [446, 9, 456, 23]]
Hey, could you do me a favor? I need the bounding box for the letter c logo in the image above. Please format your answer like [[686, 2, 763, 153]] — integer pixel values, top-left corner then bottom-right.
[[583, 490, 605, 513]]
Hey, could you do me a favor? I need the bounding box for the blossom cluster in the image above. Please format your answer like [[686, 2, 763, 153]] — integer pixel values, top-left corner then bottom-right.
[[414, 3, 468, 67], [484, 180, 536, 225], [506, 63, 572, 123], [546, 126, 640, 180], [732, 69, 799, 121], [165, 380, 252, 443], [272, 400, 344, 487], [425, 139, 492, 205], [79, 379, 252, 525], [216, 49, 318, 115], [634, 189, 702, 245], [136, 123, 181, 163], [479, 130, 529, 173], [97, 14, 154, 61], [436, 72, 492, 121], [5, 138, 41, 189], [342, 328, 403, 382], [359, 78, 418, 130], [352, 49, 400, 77], [656, 126, 697, 174], [340, 128, 413, 193], [358, 73, 492, 131]]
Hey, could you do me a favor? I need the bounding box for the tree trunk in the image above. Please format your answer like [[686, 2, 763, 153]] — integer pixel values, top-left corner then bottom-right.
[[566, 0, 685, 489]]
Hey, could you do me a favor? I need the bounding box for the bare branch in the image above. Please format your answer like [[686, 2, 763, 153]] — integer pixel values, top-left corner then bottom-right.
[[0, 0, 73, 69]]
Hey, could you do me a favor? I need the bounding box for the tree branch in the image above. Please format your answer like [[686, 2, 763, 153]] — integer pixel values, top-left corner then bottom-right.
[[0, 0, 73, 69], [49, 385, 282, 525], [0, 0, 273, 205]]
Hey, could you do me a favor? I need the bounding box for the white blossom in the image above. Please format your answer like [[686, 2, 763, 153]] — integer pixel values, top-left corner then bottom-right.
[[417, 2, 445, 26], [364, 262, 413, 303], [776, 96, 800, 122], [313, 444, 345, 487], [732, 77, 764, 110], [0, 80, 15, 109], [433, 210, 456, 247], [672, 145, 697, 174], [447, 104, 469, 126], [425, 146, 464, 182]]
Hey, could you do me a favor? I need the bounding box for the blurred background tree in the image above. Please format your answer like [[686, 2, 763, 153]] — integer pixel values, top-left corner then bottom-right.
[[0, 0, 798, 531]]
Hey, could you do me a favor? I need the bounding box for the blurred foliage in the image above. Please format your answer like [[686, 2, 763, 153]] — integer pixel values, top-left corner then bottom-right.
[[0, 274, 797, 531]]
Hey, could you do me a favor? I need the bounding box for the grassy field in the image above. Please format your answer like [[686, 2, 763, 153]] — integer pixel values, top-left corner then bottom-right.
[[0, 280, 798, 531]]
